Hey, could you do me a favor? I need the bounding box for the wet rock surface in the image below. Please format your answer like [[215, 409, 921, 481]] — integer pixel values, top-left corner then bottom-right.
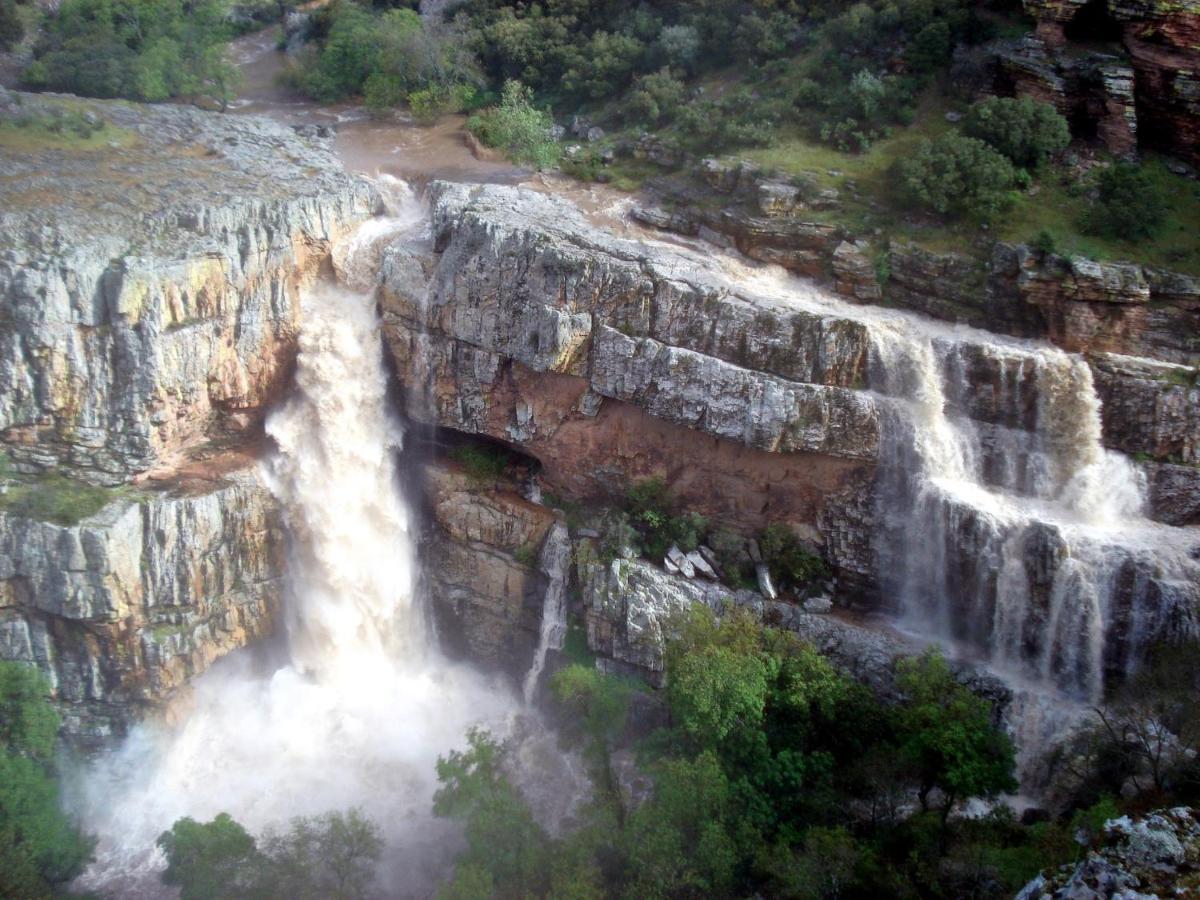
[[1019, 807, 1200, 899], [0, 91, 377, 483], [0, 462, 284, 747]]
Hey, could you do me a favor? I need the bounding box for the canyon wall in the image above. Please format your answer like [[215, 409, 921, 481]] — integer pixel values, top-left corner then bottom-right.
[[0, 92, 376, 737]]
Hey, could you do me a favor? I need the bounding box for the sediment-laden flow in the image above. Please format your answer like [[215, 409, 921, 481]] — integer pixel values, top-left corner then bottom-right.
[[74, 183, 522, 898], [726, 259, 1200, 705]]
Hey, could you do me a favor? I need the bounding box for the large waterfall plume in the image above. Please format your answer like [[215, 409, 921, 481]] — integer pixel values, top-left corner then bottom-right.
[[74, 178, 523, 898]]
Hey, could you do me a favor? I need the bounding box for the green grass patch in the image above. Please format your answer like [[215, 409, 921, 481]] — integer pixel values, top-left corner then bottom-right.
[[561, 616, 596, 668], [0, 473, 120, 526], [733, 93, 1200, 271], [0, 101, 137, 154], [451, 443, 510, 484]]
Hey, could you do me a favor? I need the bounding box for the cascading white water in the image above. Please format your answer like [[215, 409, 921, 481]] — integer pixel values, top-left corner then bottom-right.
[[73, 180, 524, 899], [701, 254, 1199, 708], [522, 521, 572, 704]]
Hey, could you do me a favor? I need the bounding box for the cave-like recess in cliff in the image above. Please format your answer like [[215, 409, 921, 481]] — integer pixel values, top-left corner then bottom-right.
[[1063, 0, 1124, 44]]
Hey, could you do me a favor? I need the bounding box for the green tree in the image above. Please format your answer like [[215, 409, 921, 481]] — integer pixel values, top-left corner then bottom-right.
[[963, 97, 1070, 169], [895, 132, 1019, 219], [894, 649, 1017, 820], [0, 0, 23, 52], [1082, 161, 1168, 242], [466, 79, 559, 168], [0, 662, 94, 899], [258, 810, 383, 900], [433, 728, 550, 896], [158, 813, 260, 900], [623, 752, 740, 898]]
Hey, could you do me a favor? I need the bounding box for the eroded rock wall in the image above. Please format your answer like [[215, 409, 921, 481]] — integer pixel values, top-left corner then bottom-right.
[[0, 93, 378, 484], [0, 466, 283, 746]]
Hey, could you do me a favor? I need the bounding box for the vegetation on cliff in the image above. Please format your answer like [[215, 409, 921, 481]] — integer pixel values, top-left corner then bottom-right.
[[0, 662, 95, 898], [432, 609, 1038, 899]]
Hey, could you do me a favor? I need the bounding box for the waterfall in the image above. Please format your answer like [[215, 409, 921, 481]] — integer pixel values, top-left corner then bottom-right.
[[708, 256, 1200, 710], [74, 179, 521, 898], [522, 522, 572, 704], [869, 326, 1198, 704]]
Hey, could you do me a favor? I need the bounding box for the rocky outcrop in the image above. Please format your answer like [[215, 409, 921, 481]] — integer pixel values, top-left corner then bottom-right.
[[0, 92, 377, 484], [0, 462, 283, 746], [1019, 0, 1200, 164], [420, 459, 558, 679], [1018, 807, 1200, 899], [382, 183, 879, 573]]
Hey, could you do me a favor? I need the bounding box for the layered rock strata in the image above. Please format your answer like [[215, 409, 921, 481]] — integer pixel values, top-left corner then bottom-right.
[[0, 94, 376, 737], [0, 91, 377, 484], [0, 463, 283, 747], [383, 183, 880, 587]]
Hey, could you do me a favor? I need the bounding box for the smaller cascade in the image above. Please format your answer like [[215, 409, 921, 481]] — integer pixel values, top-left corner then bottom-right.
[[523, 522, 572, 704]]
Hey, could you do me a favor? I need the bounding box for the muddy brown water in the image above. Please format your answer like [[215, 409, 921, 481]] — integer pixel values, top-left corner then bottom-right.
[[228, 26, 645, 233]]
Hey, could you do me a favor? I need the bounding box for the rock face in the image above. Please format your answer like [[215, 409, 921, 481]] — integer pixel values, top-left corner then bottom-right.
[[0, 464, 283, 746], [419, 459, 559, 679], [0, 92, 377, 484], [1018, 807, 1200, 899], [0, 95, 376, 738], [1018, 0, 1200, 164], [382, 183, 879, 580]]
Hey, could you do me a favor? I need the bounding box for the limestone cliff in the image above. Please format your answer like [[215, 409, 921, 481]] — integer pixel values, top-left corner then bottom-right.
[[0, 463, 283, 747], [0, 93, 375, 738], [0, 90, 378, 484]]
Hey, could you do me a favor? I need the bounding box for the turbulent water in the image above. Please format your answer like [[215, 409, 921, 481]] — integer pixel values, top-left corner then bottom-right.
[[74, 183, 531, 899], [708, 258, 1200, 712]]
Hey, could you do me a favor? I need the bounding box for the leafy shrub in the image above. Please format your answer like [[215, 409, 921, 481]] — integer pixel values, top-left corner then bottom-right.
[[655, 24, 700, 72], [895, 649, 1018, 816], [466, 80, 559, 168], [622, 478, 708, 560], [0, 662, 95, 897], [24, 0, 239, 106], [758, 523, 829, 593], [1082, 162, 1168, 242], [894, 132, 1018, 219], [1031, 229, 1057, 255], [626, 67, 686, 126], [452, 443, 509, 483], [406, 82, 477, 122], [963, 97, 1070, 169], [906, 20, 952, 73], [0, 0, 23, 51]]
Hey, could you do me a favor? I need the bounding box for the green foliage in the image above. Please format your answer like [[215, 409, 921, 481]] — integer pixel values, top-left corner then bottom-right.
[[25, 0, 239, 107], [0, 470, 117, 526], [1032, 228, 1057, 255], [623, 751, 740, 898], [1083, 161, 1169, 242], [0, 0, 23, 51], [434, 727, 551, 896], [622, 478, 708, 560], [895, 649, 1017, 816], [513, 543, 537, 568], [758, 523, 829, 594], [451, 443, 509, 483], [627, 67, 686, 127], [158, 808, 383, 900], [0, 662, 94, 898], [550, 663, 632, 756], [293, 3, 479, 109], [895, 132, 1019, 220], [258, 810, 383, 900], [963, 97, 1070, 170], [158, 814, 259, 900], [466, 80, 559, 168]]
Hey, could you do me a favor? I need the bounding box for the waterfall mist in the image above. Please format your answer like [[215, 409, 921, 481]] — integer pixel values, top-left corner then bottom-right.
[[72, 182, 528, 898]]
